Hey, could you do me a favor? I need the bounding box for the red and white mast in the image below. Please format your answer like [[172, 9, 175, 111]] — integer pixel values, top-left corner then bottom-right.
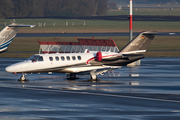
[[129, 0, 133, 41]]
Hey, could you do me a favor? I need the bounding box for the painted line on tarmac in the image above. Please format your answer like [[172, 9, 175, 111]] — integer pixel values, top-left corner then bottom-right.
[[3, 85, 180, 104]]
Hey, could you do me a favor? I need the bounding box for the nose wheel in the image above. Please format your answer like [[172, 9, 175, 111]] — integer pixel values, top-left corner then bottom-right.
[[18, 74, 29, 81]]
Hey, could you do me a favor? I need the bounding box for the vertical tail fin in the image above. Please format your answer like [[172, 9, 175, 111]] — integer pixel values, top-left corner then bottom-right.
[[119, 31, 157, 54], [0, 23, 35, 53]]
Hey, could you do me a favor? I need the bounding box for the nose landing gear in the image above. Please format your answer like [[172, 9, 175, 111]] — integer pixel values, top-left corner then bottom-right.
[[18, 74, 29, 81]]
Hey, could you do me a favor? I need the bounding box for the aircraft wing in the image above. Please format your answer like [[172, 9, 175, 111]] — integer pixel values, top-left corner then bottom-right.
[[75, 66, 121, 76]]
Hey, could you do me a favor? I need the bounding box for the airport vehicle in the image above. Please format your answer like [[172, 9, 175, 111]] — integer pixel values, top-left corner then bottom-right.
[[0, 23, 35, 53], [5, 31, 157, 81]]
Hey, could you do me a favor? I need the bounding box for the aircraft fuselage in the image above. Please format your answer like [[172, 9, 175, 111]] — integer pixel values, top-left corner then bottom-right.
[[6, 52, 120, 73], [6, 51, 144, 74]]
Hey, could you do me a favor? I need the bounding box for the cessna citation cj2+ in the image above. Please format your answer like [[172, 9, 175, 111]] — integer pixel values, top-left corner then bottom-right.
[[0, 23, 35, 53], [6, 31, 157, 81]]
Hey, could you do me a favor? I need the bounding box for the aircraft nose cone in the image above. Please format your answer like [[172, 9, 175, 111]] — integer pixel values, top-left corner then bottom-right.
[[5, 66, 15, 73]]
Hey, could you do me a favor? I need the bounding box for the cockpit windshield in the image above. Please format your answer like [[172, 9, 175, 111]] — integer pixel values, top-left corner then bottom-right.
[[26, 55, 44, 62]]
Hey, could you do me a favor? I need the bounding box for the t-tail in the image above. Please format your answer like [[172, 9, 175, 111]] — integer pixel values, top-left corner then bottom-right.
[[0, 23, 35, 53], [119, 31, 157, 55], [100, 31, 157, 66], [89, 31, 157, 66]]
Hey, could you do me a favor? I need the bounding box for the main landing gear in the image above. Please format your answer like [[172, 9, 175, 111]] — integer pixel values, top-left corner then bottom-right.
[[66, 73, 79, 80], [90, 71, 97, 80], [18, 74, 29, 81], [89, 71, 100, 82]]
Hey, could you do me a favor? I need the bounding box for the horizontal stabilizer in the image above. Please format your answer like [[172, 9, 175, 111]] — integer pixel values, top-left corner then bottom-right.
[[122, 54, 144, 60]]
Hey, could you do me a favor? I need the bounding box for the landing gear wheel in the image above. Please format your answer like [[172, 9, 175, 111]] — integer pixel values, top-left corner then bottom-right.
[[66, 73, 79, 80], [18, 74, 29, 81], [89, 71, 100, 82], [91, 74, 97, 80]]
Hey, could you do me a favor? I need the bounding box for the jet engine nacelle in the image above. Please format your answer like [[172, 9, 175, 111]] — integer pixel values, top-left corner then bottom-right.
[[96, 51, 102, 61]]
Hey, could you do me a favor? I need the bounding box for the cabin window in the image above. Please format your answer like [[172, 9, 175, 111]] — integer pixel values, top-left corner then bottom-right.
[[72, 56, 76, 60], [66, 56, 70, 61], [55, 56, 59, 61], [61, 56, 65, 61], [49, 57, 53, 61], [77, 56, 81, 60]]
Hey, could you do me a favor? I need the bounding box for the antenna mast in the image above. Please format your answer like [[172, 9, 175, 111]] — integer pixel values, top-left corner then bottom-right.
[[129, 0, 133, 41]]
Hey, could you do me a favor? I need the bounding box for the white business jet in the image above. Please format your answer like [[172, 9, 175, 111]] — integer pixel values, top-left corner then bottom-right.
[[6, 31, 157, 81], [0, 23, 35, 53]]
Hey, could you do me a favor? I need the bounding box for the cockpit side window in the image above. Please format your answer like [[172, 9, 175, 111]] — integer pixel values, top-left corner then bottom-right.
[[27, 55, 39, 62], [38, 56, 44, 61], [27, 55, 44, 62]]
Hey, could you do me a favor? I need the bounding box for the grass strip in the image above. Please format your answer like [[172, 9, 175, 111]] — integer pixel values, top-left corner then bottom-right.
[[0, 36, 179, 58]]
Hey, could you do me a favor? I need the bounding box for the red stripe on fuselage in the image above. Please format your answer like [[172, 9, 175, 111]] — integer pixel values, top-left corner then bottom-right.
[[86, 54, 116, 65]]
